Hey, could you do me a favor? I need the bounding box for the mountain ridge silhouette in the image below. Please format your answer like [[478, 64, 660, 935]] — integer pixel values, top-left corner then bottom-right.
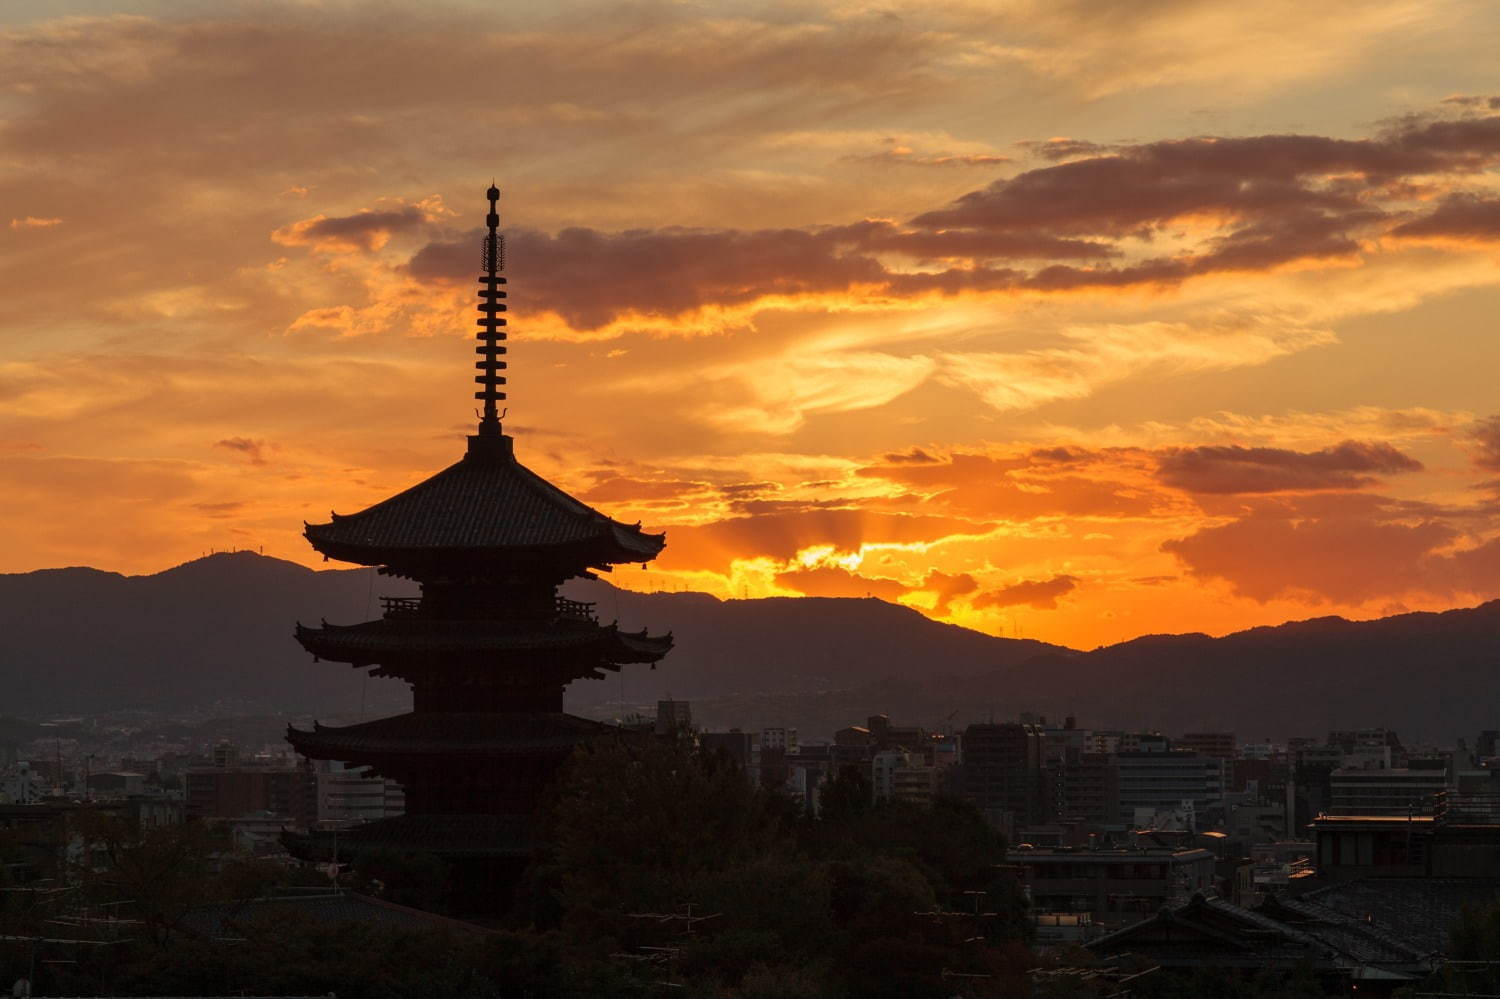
[[1, 552, 1496, 740]]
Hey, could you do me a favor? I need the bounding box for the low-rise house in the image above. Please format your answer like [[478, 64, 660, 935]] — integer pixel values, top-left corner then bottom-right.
[[1088, 892, 1435, 995], [1007, 842, 1216, 932]]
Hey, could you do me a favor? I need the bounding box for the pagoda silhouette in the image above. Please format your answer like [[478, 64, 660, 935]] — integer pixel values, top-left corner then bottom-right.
[[284, 186, 673, 910]]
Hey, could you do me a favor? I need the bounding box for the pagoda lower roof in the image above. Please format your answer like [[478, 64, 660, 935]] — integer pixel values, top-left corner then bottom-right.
[[284, 813, 535, 859], [303, 434, 663, 567], [287, 711, 631, 759], [294, 617, 672, 664]]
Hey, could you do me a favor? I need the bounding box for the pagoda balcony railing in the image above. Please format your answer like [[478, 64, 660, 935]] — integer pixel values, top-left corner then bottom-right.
[[554, 597, 597, 624], [381, 596, 423, 618], [378, 595, 598, 624]]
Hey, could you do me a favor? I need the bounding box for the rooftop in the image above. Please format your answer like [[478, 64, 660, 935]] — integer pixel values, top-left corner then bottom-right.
[[304, 434, 664, 570], [1313, 814, 1437, 826], [1009, 845, 1214, 860], [179, 888, 489, 940], [1090, 892, 1437, 977], [1271, 877, 1500, 957]]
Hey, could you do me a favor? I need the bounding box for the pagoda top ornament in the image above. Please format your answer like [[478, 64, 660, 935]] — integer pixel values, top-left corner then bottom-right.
[[301, 187, 664, 578]]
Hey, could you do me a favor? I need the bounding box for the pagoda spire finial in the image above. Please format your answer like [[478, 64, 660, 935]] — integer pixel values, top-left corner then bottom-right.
[[474, 184, 507, 439]]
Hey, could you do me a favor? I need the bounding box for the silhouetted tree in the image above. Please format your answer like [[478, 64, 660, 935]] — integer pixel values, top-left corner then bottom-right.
[[69, 813, 228, 948], [543, 735, 795, 921], [1404, 894, 1500, 997], [524, 737, 1038, 995], [349, 847, 451, 912], [819, 764, 873, 822]]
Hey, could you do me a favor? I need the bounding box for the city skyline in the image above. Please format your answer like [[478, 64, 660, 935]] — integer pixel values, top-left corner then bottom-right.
[[4, 1, 1500, 648]]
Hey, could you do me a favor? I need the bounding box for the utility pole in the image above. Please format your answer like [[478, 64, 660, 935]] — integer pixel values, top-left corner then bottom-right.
[[614, 902, 722, 993], [916, 890, 997, 996]]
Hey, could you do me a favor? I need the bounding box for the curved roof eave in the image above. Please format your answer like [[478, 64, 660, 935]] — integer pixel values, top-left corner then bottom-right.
[[302, 441, 665, 565]]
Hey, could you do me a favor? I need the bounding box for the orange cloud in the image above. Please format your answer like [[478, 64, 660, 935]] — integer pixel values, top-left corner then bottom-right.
[[773, 564, 980, 614], [1018, 137, 1113, 161], [973, 574, 1079, 610], [1449, 537, 1500, 594], [578, 472, 709, 504], [774, 565, 911, 601], [1468, 415, 1500, 471], [936, 320, 1337, 413], [386, 112, 1500, 333], [1392, 195, 1500, 243], [273, 207, 429, 254], [1155, 441, 1422, 494], [652, 509, 991, 572], [919, 569, 981, 614], [858, 448, 1171, 520], [214, 437, 274, 466], [1160, 495, 1459, 603], [845, 139, 1012, 168]]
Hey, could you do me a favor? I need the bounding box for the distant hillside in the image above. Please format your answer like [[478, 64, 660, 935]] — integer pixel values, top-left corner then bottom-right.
[[745, 603, 1500, 742], [990, 604, 1500, 741], [2, 553, 1498, 741], [564, 586, 1500, 741], [560, 578, 1068, 709], [0, 553, 415, 716]]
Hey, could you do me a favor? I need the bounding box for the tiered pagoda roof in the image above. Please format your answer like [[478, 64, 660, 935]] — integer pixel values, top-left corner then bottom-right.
[[304, 434, 663, 573], [294, 615, 670, 668], [284, 813, 538, 860], [290, 712, 622, 761]]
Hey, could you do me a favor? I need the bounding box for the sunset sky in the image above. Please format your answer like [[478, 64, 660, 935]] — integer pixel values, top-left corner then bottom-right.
[[4, 0, 1500, 649]]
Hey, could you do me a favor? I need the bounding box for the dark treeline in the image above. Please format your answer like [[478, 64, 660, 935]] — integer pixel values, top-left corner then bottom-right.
[[518, 737, 1033, 996]]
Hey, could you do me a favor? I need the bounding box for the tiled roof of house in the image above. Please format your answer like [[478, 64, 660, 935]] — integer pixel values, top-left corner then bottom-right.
[[177, 889, 488, 940], [1285, 877, 1500, 957], [1089, 891, 1435, 978]]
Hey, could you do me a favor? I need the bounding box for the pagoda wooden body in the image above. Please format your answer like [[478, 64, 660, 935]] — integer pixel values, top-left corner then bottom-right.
[[284, 188, 671, 911]]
